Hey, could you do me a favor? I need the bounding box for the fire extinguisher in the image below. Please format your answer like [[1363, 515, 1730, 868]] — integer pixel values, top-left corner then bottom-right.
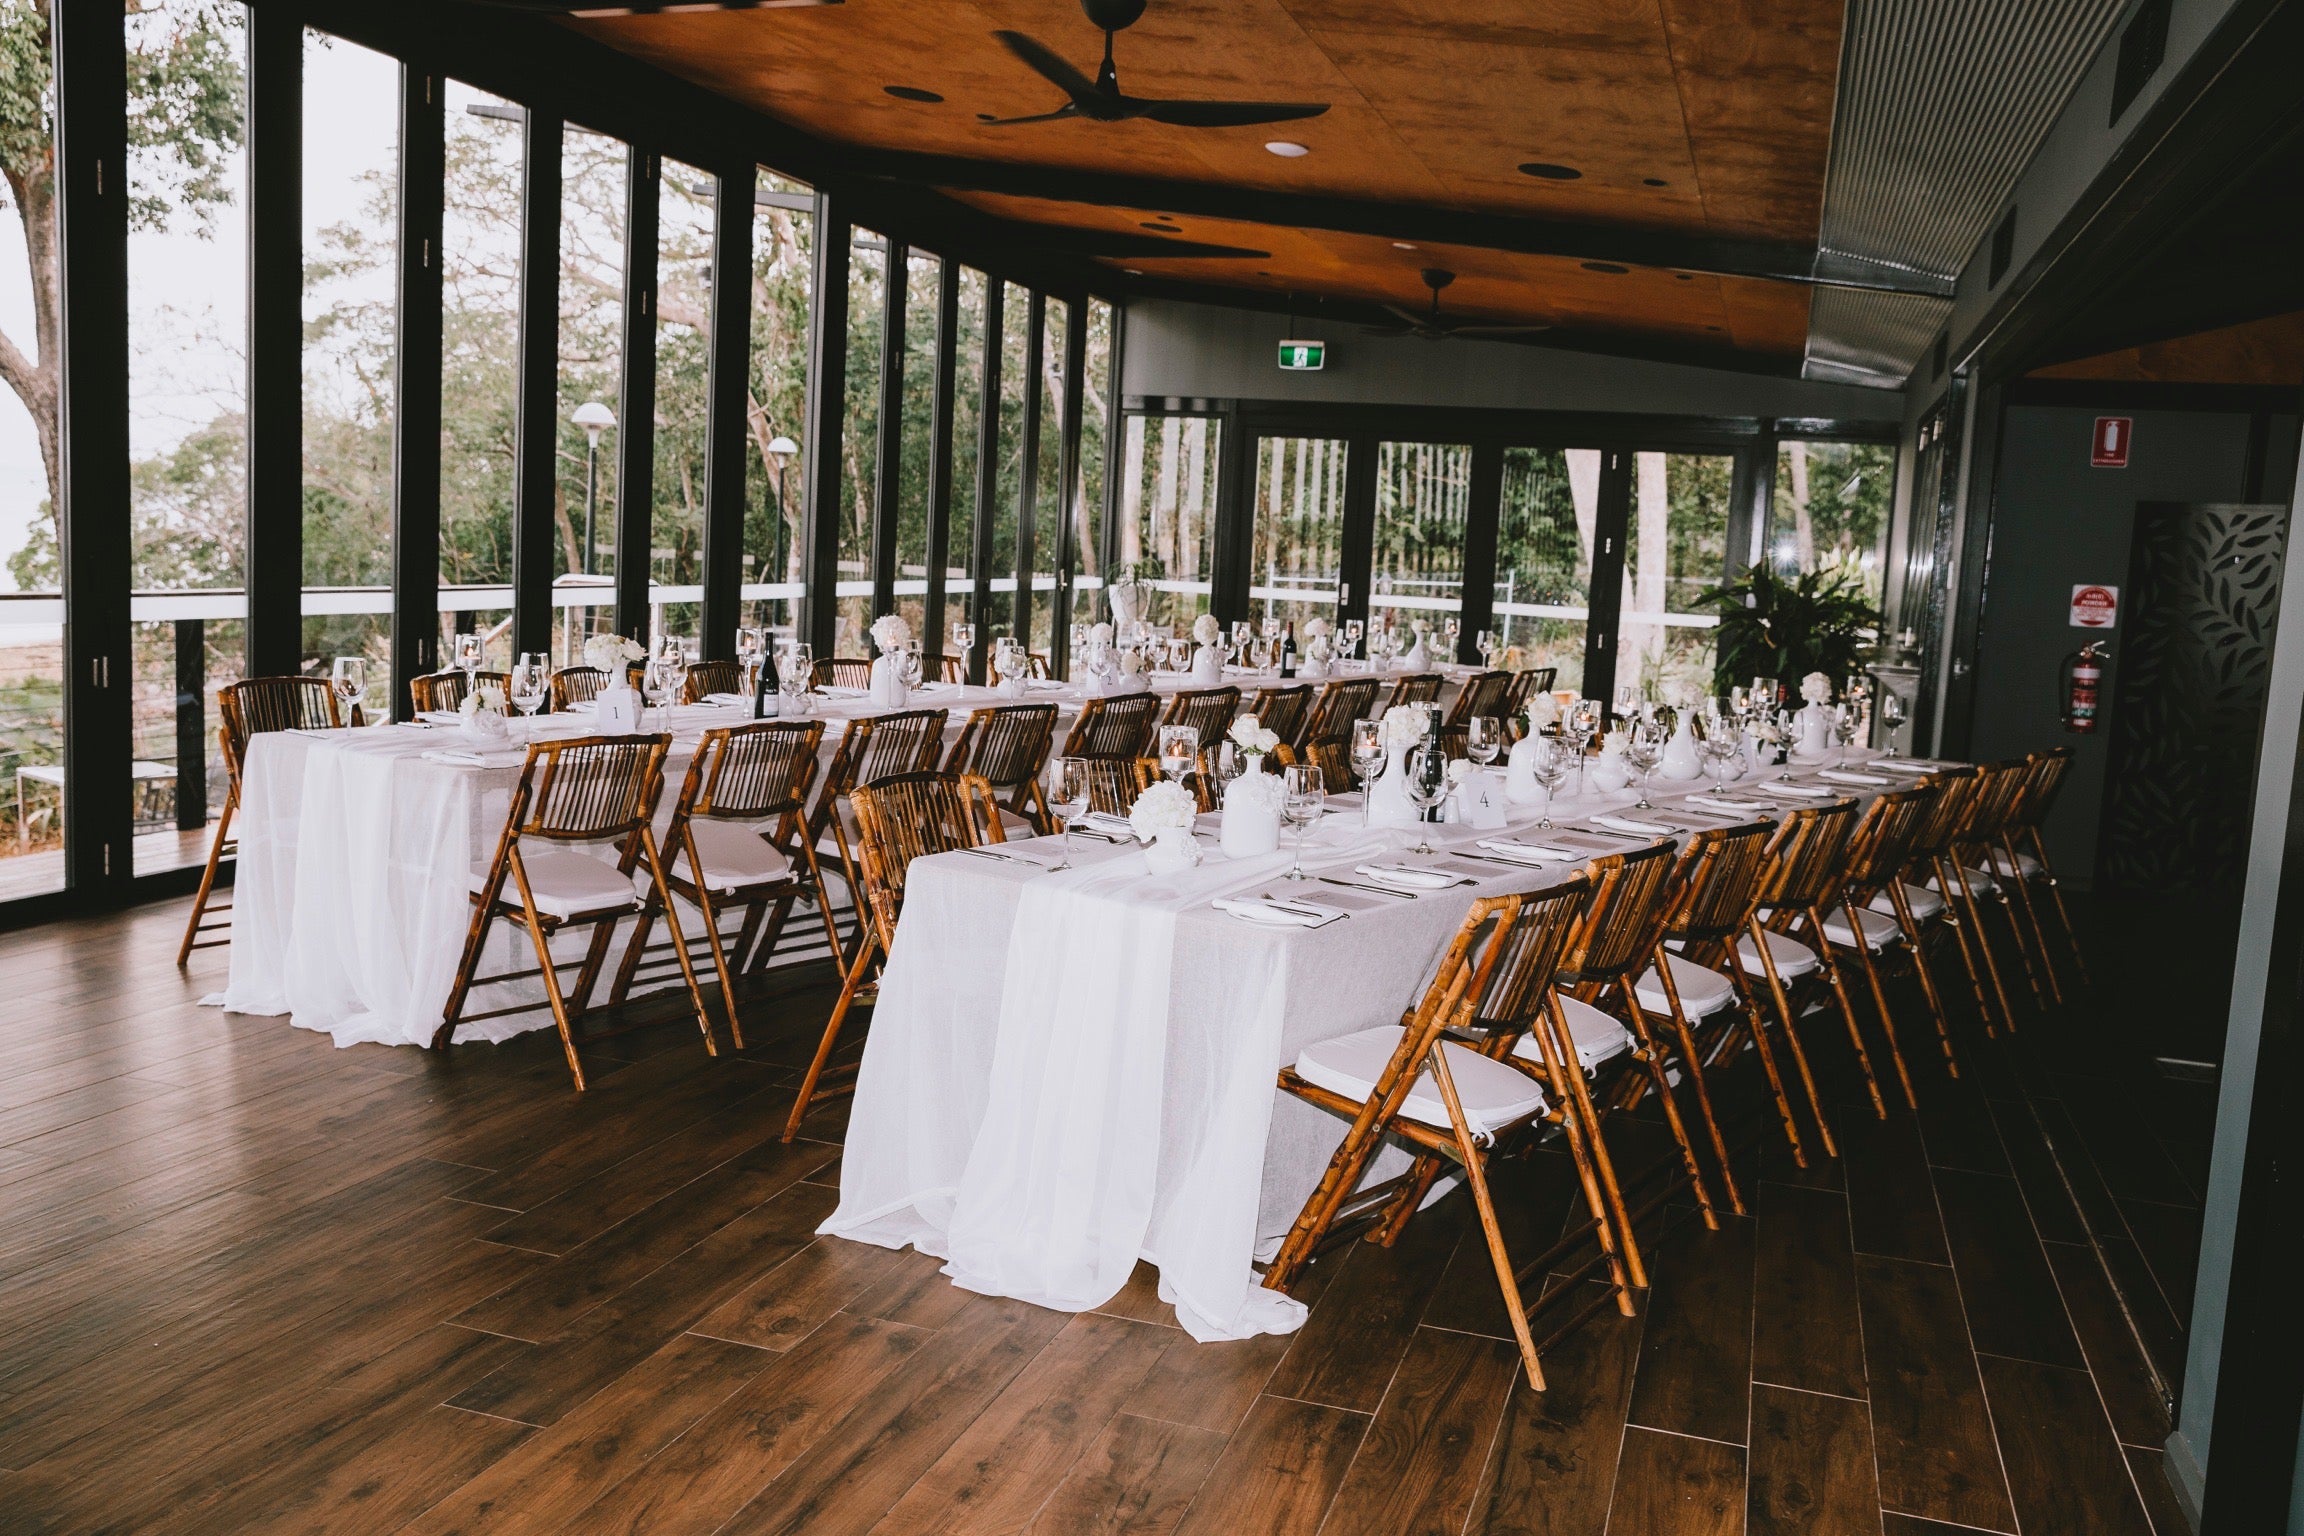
[[2062, 641, 2108, 733]]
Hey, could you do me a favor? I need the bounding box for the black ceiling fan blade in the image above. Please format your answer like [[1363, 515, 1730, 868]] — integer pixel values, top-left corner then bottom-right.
[[1376, 304, 1428, 326], [992, 30, 1101, 102], [1136, 97, 1330, 128], [1360, 323, 1414, 336], [976, 106, 1083, 127]]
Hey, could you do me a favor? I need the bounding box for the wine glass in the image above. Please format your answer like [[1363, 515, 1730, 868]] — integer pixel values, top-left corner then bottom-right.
[[1878, 689, 1907, 758], [1622, 717, 1663, 809], [1828, 703, 1857, 769], [1342, 618, 1364, 666], [1474, 629, 1498, 668], [1441, 615, 1461, 662], [1467, 715, 1502, 774], [1158, 724, 1198, 785], [736, 628, 764, 701], [1403, 743, 1448, 855], [952, 620, 976, 660], [1349, 718, 1385, 825], [1530, 735, 1570, 827], [642, 654, 677, 731], [1281, 762, 1325, 880], [330, 656, 366, 726], [451, 632, 483, 693], [1565, 698, 1602, 796], [509, 652, 549, 729], [1211, 739, 1247, 802], [1773, 707, 1799, 780], [781, 641, 814, 716], [1045, 756, 1089, 870], [1751, 676, 1779, 714]]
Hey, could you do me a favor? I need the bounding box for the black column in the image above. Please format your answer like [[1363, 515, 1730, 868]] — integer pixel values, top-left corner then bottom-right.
[[1335, 431, 1376, 635], [616, 148, 658, 647], [921, 261, 959, 660], [243, 3, 301, 677], [1015, 290, 1045, 650], [1457, 441, 1503, 663], [509, 112, 561, 661], [796, 191, 847, 659], [700, 165, 756, 663], [174, 619, 207, 830], [1731, 426, 1774, 577], [388, 67, 444, 721], [869, 238, 907, 620], [1582, 448, 1633, 702], [53, 0, 131, 894], [965, 277, 1003, 682], [1051, 295, 1086, 677], [1097, 304, 1124, 584], [1210, 410, 1253, 624]]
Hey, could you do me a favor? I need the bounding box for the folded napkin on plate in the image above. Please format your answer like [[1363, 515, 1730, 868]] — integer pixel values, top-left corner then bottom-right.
[[1594, 814, 1675, 836], [1871, 758, 1949, 774], [703, 692, 748, 706], [1475, 838, 1582, 863], [417, 709, 464, 726], [1026, 680, 1070, 693], [1755, 779, 1831, 798], [1818, 768, 1893, 786], [420, 747, 529, 769], [977, 840, 1070, 866], [1081, 811, 1138, 840], [818, 685, 866, 699], [1684, 794, 1770, 813], [1210, 895, 1345, 928], [1352, 862, 1460, 890]]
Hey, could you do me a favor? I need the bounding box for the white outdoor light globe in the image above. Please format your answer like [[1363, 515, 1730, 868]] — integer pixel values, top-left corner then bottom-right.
[[572, 400, 616, 444]]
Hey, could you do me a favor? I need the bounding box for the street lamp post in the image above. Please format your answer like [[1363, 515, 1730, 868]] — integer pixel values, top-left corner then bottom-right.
[[573, 400, 616, 574], [768, 434, 798, 591]]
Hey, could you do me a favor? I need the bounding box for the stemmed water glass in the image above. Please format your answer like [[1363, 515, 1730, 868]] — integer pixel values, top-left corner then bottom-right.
[[1622, 717, 1663, 809], [1349, 718, 1384, 826], [1402, 742, 1448, 855], [736, 628, 765, 701], [1342, 618, 1364, 667], [1158, 724, 1199, 785], [1878, 689, 1906, 758], [1441, 615, 1461, 663], [509, 652, 549, 732], [1565, 698, 1602, 797], [1831, 701, 1861, 768], [1530, 736, 1570, 827], [451, 632, 483, 695], [1282, 762, 1325, 880], [1474, 629, 1499, 668], [330, 656, 366, 727], [1045, 756, 1088, 870], [1467, 715, 1502, 778]]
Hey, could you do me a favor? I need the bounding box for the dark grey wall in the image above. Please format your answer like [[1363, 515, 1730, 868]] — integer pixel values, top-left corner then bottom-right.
[[1122, 299, 1903, 421], [1966, 404, 2282, 881]]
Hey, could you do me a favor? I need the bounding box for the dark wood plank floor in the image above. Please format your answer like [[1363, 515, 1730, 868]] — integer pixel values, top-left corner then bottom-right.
[[0, 898, 2185, 1534]]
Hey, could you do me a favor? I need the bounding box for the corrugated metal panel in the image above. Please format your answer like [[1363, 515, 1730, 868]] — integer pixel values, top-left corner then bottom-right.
[[1806, 0, 2129, 382], [1804, 288, 1955, 385]]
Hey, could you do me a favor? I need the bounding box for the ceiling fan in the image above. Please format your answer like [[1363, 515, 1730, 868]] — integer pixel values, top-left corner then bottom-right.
[[984, 0, 1330, 129], [1363, 269, 1552, 341]]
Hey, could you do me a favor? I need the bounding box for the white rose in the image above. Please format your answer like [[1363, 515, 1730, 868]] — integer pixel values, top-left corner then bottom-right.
[[1800, 671, 1833, 705], [1193, 613, 1221, 646]]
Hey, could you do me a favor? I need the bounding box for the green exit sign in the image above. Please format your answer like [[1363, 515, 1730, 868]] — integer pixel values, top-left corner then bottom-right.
[[1277, 339, 1327, 371]]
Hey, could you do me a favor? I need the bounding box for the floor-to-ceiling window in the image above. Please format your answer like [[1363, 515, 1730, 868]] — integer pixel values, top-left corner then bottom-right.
[[649, 158, 714, 645], [1773, 437, 1897, 603], [1250, 434, 1349, 633], [1069, 299, 1114, 638], [1116, 413, 1219, 632], [1027, 298, 1065, 657], [1493, 447, 1599, 696], [436, 81, 523, 673], [893, 250, 939, 639], [1370, 440, 1473, 649], [833, 228, 884, 658], [743, 172, 810, 644], [551, 125, 627, 664], [989, 281, 1030, 646], [1620, 450, 1733, 699], [944, 268, 988, 658]]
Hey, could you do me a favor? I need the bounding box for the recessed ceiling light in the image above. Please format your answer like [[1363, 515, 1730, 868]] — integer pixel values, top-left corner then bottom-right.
[[1642, 177, 1667, 187], [1391, 241, 1417, 250], [1123, 268, 1143, 276], [1141, 221, 1181, 232], [883, 85, 943, 103], [1265, 141, 1310, 158], [1518, 162, 1580, 180], [1581, 261, 1629, 274], [1676, 272, 1695, 281]]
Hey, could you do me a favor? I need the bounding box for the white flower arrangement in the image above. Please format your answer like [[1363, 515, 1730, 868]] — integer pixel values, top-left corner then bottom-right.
[[583, 633, 644, 673], [1224, 769, 1285, 813], [1527, 691, 1560, 729], [1447, 759, 1474, 786], [1380, 704, 1431, 752], [1227, 713, 1281, 755], [459, 682, 505, 717], [1800, 671, 1833, 706], [1302, 617, 1331, 640], [1129, 779, 1199, 839], [1087, 621, 1113, 647], [1664, 680, 1699, 709], [1192, 613, 1221, 646], [869, 613, 914, 654]]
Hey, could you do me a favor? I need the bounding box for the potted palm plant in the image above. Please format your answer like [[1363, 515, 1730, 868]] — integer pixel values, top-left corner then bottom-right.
[[1701, 566, 1883, 697]]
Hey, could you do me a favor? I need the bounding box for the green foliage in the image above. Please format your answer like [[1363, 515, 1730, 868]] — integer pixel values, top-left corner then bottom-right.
[[1701, 564, 1883, 697], [0, 0, 50, 185], [123, 0, 244, 234]]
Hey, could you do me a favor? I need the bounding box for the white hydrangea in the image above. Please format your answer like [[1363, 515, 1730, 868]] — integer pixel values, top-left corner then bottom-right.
[[869, 613, 914, 653], [583, 633, 644, 672], [1129, 779, 1199, 838], [1192, 613, 1221, 646], [1228, 713, 1280, 754], [1800, 671, 1833, 705]]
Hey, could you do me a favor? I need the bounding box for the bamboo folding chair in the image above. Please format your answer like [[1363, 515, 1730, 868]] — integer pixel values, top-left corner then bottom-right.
[[937, 653, 967, 684], [1060, 692, 1159, 759], [1502, 667, 1558, 718], [1903, 766, 2015, 1036], [1162, 685, 1242, 748], [1267, 882, 1634, 1389], [1083, 756, 1161, 816], [608, 721, 842, 1041], [1444, 670, 1514, 729], [1990, 748, 2088, 994], [410, 670, 509, 713], [1299, 677, 1381, 783], [1737, 800, 1887, 1124], [177, 676, 342, 966], [1956, 759, 2053, 1015], [784, 771, 1004, 1140], [1832, 785, 1961, 1090], [682, 659, 743, 701], [813, 657, 874, 689], [943, 703, 1060, 836], [550, 667, 608, 711], [1384, 673, 1444, 712], [1241, 684, 1315, 750], [437, 734, 711, 1091], [807, 709, 951, 953]]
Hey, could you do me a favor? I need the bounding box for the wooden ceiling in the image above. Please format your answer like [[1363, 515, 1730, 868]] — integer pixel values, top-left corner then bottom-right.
[[576, 0, 1850, 365]]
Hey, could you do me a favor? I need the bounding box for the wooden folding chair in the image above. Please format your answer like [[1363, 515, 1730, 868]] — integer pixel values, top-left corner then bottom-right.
[[1993, 748, 2087, 994], [784, 770, 1004, 1140], [1502, 666, 1558, 718], [1834, 785, 1961, 1089], [1903, 766, 2014, 1036], [813, 657, 874, 689], [437, 734, 711, 1091], [1299, 676, 1381, 782], [609, 721, 842, 1042], [1956, 759, 2052, 1015], [1268, 881, 1632, 1389], [943, 703, 1060, 835], [937, 653, 967, 684], [1060, 692, 1159, 759], [1161, 685, 1241, 748], [1082, 756, 1161, 817], [1444, 669, 1513, 729], [807, 708, 951, 953], [177, 676, 341, 966], [1241, 684, 1314, 750], [1383, 672, 1444, 712], [410, 670, 509, 713], [682, 659, 743, 701], [550, 666, 608, 711]]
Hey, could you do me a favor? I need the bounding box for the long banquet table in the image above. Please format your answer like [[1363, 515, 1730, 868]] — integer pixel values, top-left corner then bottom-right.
[[824, 748, 1938, 1342]]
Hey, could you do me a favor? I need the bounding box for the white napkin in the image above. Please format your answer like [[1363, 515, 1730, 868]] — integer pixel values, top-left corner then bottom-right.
[[1476, 838, 1581, 863], [1210, 895, 1345, 928], [1755, 780, 1831, 798], [1818, 768, 1892, 786], [1351, 862, 1460, 890], [1082, 812, 1138, 840], [1685, 795, 1770, 813], [704, 692, 748, 706], [417, 709, 464, 726], [1871, 758, 1948, 774], [971, 840, 1070, 867], [819, 685, 866, 699], [1595, 814, 1676, 836], [419, 748, 529, 769]]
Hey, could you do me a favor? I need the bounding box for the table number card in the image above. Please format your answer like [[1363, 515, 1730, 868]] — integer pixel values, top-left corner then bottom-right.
[[1458, 774, 1509, 829], [596, 686, 643, 735]]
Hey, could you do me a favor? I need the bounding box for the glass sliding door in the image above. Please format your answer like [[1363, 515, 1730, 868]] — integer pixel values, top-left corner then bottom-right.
[[647, 158, 714, 646], [943, 268, 987, 659], [1620, 450, 1732, 699], [550, 125, 629, 665], [1027, 298, 1065, 657], [1494, 447, 1601, 697], [988, 281, 1030, 646], [892, 251, 940, 640], [1370, 440, 1472, 646], [1069, 299, 1115, 641], [833, 228, 884, 658], [1773, 438, 1896, 602], [1116, 413, 1219, 632], [743, 171, 811, 646], [1249, 434, 1350, 633]]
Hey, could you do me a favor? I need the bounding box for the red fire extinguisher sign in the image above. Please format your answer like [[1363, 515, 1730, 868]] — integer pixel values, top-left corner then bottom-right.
[[2069, 584, 2119, 628], [2091, 417, 2132, 467]]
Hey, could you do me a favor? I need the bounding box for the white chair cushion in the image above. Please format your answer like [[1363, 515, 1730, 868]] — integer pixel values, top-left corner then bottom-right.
[[475, 848, 637, 920], [1632, 954, 1739, 1020], [1820, 904, 1902, 952], [1736, 928, 1819, 979], [1985, 848, 2042, 880], [1927, 866, 2000, 896], [1297, 1025, 1547, 1139], [664, 820, 793, 894], [1870, 883, 1945, 922], [1511, 992, 1636, 1073], [995, 806, 1038, 839]]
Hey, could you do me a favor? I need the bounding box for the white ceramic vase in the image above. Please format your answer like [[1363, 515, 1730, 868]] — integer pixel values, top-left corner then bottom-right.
[[1365, 746, 1423, 828], [868, 654, 907, 707], [1145, 824, 1202, 874], [1659, 711, 1703, 779], [1190, 646, 1223, 684], [1219, 778, 1281, 857], [1504, 734, 1546, 804], [1793, 705, 1833, 760]]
